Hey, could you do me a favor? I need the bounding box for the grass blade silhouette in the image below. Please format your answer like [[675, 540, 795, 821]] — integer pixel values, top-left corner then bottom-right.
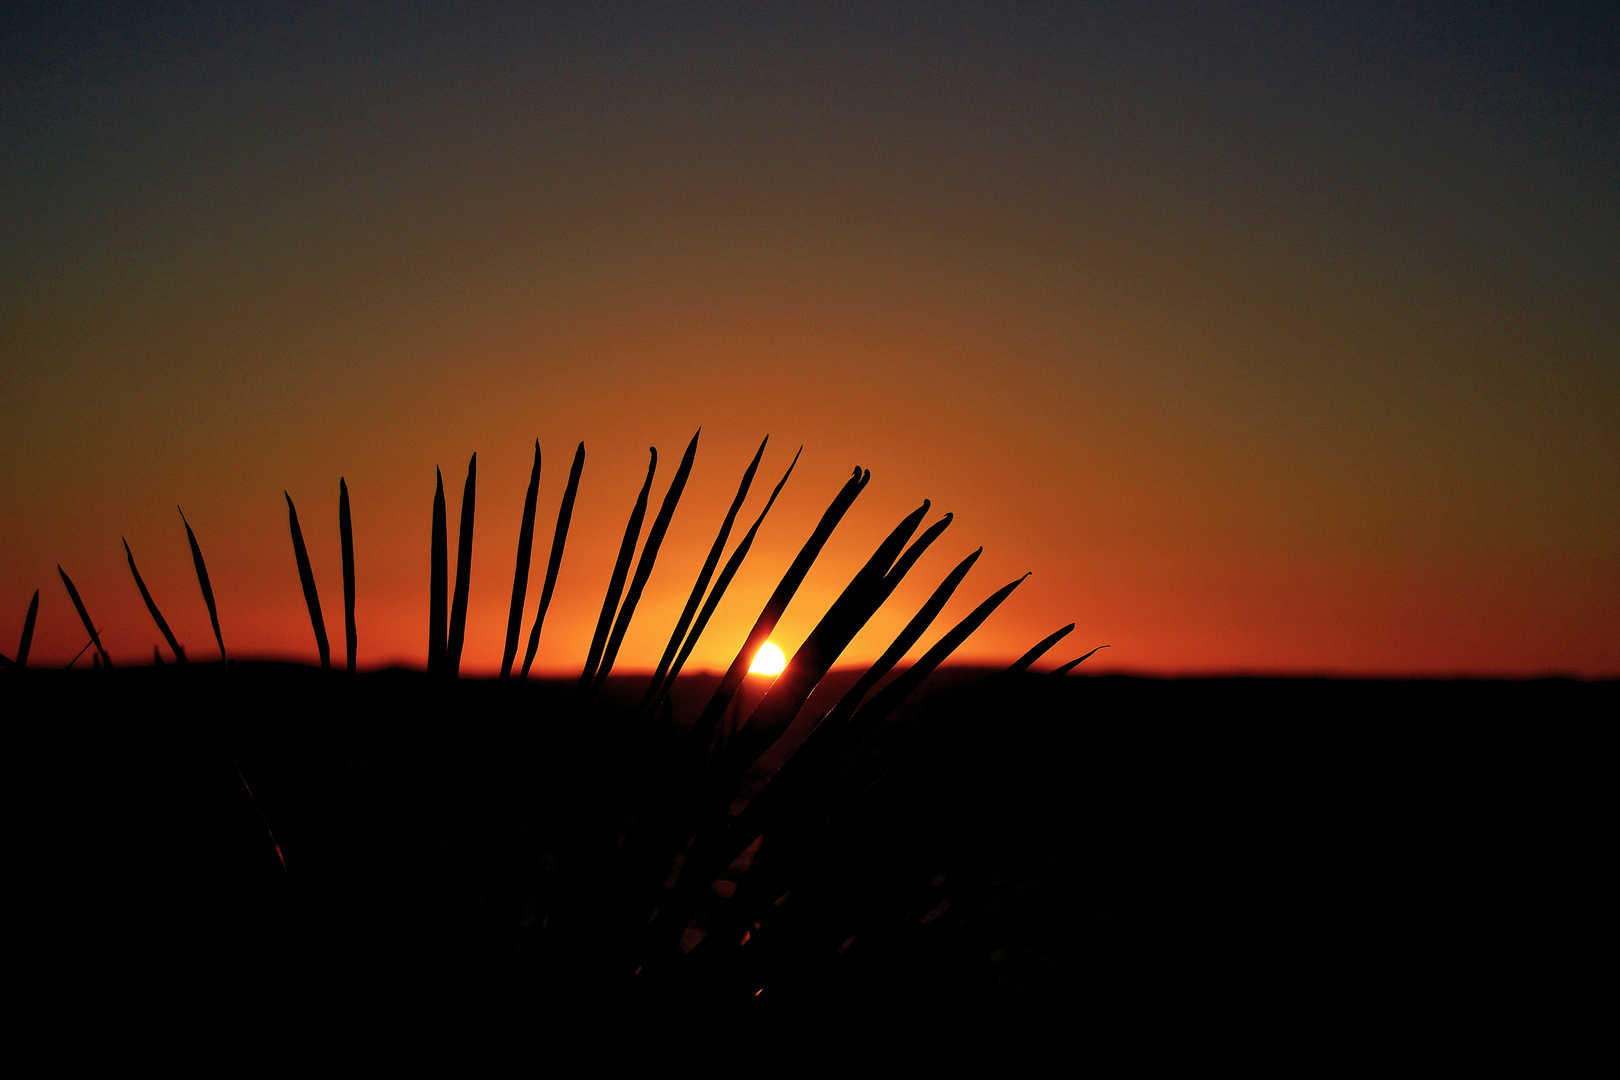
[[640, 436, 767, 712], [179, 508, 226, 660], [581, 448, 656, 689], [429, 468, 447, 677], [17, 589, 39, 668], [123, 539, 187, 663], [847, 572, 1030, 732], [64, 628, 103, 670], [711, 573, 1022, 885], [736, 545, 982, 836], [726, 501, 933, 767], [648, 447, 800, 717], [691, 465, 869, 757], [340, 478, 357, 675], [521, 442, 584, 680], [501, 441, 542, 680], [1050, 645, 1109, 675], [58, 567, 112, 668], [446, 453, 476, 677], [286, 493, 330, 672], [1004, 623, 1074, 675], [592, 430, 700, 696]]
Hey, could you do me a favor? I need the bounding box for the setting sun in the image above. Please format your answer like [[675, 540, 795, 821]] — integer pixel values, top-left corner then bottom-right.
[[749, 642, 786, 676]]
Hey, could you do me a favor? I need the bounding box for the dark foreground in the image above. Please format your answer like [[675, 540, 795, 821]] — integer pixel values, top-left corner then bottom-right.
[[13, 666, 1611, 1023]]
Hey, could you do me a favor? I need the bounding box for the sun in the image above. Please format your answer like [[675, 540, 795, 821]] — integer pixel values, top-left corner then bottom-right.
[[749, 642, 786, 676]]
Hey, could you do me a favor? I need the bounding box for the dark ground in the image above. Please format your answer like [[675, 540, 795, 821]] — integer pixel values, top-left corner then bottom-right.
[[11, 665, 1612, 1028]]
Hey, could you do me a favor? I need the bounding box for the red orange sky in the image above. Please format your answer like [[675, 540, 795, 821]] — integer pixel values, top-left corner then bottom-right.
[[2, 4, 1616, 676]]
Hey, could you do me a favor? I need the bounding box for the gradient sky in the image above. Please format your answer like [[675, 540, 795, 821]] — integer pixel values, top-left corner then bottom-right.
[[2, 2, 1616, 676]]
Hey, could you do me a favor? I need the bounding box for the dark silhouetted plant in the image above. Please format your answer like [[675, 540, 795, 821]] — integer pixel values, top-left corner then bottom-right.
[[57, 566, 111, 668], [286, 493, 330, 672], [582, 448, 656, 690], [640, 436, 767, 713], [501, 441, 542, 681], [429, 469, 448, 677], [16, 589, 39, 668], [1051, 644, 1109, 675], [123, 539, 187, 664], [689, 465, 869, 759], [446, 454, 476, 677], [340, 478, 357, 675], [645, 446, 799, 718], [179, 508, 226, 661], [521, 442, 584, 680], [592, 430, 701, 697], [1005, 623, 1074, 675]]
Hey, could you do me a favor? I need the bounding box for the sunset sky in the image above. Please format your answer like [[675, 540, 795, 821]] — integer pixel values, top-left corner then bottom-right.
[[2, 2, 1615, 676]]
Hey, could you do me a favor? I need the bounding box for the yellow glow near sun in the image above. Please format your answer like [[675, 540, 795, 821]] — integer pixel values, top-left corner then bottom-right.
[[749, 642, 786, 676]]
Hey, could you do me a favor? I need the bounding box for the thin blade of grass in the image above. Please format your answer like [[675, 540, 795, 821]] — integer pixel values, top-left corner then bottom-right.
[[18, 589, 39, 668], [63, 628, 102, 670], [446, 453, 477, 677], [1004, 623, 1074, 675], [179, 508, 226, 661], [648, 446, 800, 717], [429, 468, 447, 676], [123, 538, 187, 663], [340, 478, 357, 675], [640, 436, 767, 713], [235, 760, 287, 872], [592, 430, 700, 696], [500, 441, 542, 680], [57, 567, 112, 668], [581, 448, 656, 689], [521, 442, 584, 680], [1050, 645, 1109, 675], [690, 465, 869, 758], [285, 493, 330, 672]]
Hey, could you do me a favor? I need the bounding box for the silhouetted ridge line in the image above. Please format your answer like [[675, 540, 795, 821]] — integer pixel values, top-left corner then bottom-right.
[[521, 442, 583, 680], [648, 445, 801, 719], [446, 453, 477, 677], [57, 566, 111, 668], [501, 441, 542, 681], [339, 478, 357, 675], [641, 435, 768, 714], [428, 468, 447, 677], [582, 448, 656, 689], [1005, 623, 1074, 675], [285, 493, 330, 672], [593, 430, 700, 698], [123, 539, 186, 663], [179, 508, 225, 661], [17, 589, 39, 668], [1051, 645, 1109, 675]]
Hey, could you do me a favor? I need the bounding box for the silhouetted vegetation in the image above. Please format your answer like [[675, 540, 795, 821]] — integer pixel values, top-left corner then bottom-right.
[[6, 434, 1606, 1017]]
